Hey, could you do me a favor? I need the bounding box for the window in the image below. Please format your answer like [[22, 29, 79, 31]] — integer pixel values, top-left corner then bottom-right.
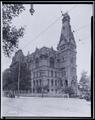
[[40, 54, 48, 60], [41, 71, 45, 76], [64, 80, 68, 87], [51, 70, 53, 77], [36, 80, 38, 86], [35, 58, 39, 68], [47, 89, 49, 92], [47, 79, 49, 85], [33, 81, 35, 86], [33, 88, 35, 93], [33, 72, 35, 78], [50, 57, 54, 68], [62, 71, 66, 76], [39, 79, 41, 86], [37, 72, 38, 77], [57, 72, 60, 77], [62, 68, 66, 76], [55, 80, 57, 86], [55, 89, 57, 93], [55, 71, 57, 77], [40, 71, 41, 76], [38, 71, 40, 77], [51, 79, 53, 86], [48, 70, 49, 76]]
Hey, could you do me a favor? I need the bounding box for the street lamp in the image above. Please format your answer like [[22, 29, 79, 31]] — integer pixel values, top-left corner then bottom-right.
[[29, 4, 35, 15]]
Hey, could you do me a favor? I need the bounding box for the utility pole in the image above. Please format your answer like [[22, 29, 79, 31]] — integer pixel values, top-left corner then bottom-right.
[[42, 78, 43, 97], [17, 61, 20, 97], [42, 75, 44, 97]]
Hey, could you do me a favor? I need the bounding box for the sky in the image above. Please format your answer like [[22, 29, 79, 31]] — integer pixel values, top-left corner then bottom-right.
[[2, 4, 93, 81]]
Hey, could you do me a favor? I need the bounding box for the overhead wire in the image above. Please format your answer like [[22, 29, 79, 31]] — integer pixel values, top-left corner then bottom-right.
[[23, 5, 78, 51], [72, 23, 91, 43], [73, 23, 91, 33], [17, 4, 90, 52]]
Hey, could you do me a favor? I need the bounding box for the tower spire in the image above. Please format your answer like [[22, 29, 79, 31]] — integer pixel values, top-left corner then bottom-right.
[[57, 12, 76, 51]]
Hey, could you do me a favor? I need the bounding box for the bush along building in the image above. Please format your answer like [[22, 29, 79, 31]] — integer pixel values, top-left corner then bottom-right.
[[6, 13, 78, 97]]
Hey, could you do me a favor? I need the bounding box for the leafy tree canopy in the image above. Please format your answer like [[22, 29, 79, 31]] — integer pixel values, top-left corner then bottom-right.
[[3, 4, 26, 57]]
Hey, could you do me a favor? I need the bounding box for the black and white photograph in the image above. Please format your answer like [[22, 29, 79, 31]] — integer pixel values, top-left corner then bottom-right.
[[1, 1, 94, 119]]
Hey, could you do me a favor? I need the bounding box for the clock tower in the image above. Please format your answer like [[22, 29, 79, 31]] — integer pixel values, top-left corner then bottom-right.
[[57, 12, 77, 95]]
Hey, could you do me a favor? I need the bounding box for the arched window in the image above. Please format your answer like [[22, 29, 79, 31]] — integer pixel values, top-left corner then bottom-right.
[[64, 80, 68, 87], [50, 57, 54, 68], [35, 58, 39, 68]]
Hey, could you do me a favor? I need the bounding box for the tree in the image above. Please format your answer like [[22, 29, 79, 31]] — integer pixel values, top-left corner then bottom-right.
[[20, 62, 31, 90], [3, 4, 25, 57], [3, 68, 11, 90], [3, 61, 31, 91], [78, 71, 91, 100], [2, 4, 34, 57], [79, 71, 90, 91], [64, 86, 75, 97], [3, 63, 18, 91], [2, 49, 31, 91]]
